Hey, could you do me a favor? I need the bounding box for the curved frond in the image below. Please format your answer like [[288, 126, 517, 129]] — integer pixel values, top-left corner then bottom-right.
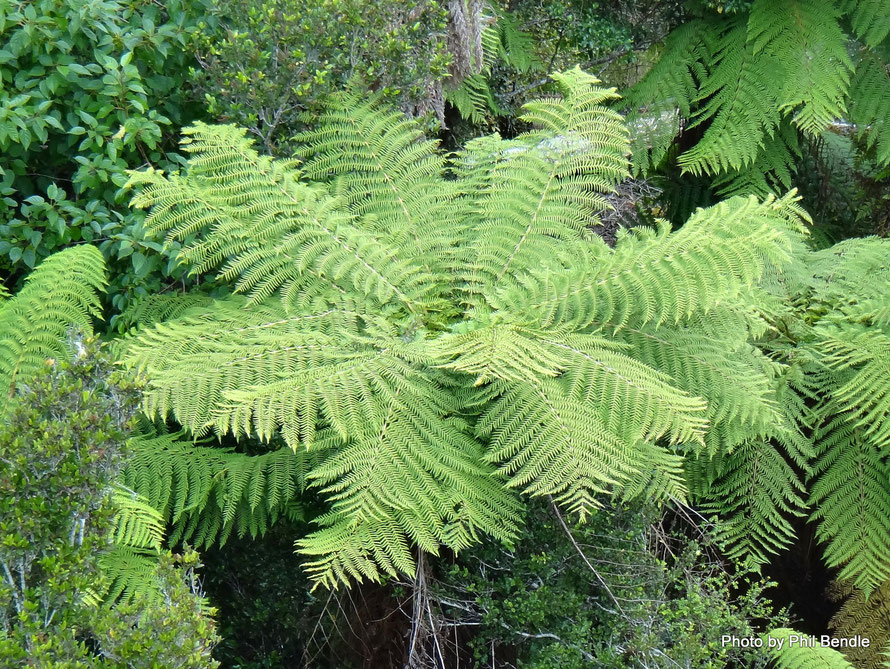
[[696, 440, 807, 566], [492, 193, 802, 332], [0, 245, 106, 416], [810, 417, 890, 592], [122, 431, 313, 548]]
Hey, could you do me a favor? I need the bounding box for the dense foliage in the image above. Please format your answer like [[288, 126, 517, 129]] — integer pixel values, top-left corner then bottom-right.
[[192, 0, 451, 152], [0, 0, 210, 316], [622, 0, 890, 198], [0, 338, 219, 666]]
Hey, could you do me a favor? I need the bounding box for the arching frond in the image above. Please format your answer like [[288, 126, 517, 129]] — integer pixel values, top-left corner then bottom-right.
[[810, 417, 890, 592], [122, 432, 312, 548], [679, 21, 782, 175], [696, 440, 807, 566], [491, 193, 803, 332], [623, 20, 717, 174], [0, 245, 106, 416], [749, 0, 851, 134], [458, 67, 630, 301], [127, 124, 440, 319]]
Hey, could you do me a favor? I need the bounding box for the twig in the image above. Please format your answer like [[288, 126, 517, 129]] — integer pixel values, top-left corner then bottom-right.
[[548, 497, 625, 617]]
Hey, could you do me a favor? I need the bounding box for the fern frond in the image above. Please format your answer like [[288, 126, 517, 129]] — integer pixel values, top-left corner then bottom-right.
[[712, 119, 800, 197], [830, 579, 890, 669], [459, 67, 629, 300], [679, 21, 782, 175], [842, 0, 890, 47], [92, 546, 162, 606], [766, 628, 856, 668], [620, 325, 782, 450], [749, 0, 852, 134], [623, 20, 717, 175], [295, 90, 457, 263], [127, 124, 439, 319], [110, 485, 165, 550], [806, 237, 890, 315], [122, 431, 313, 548], [848, 51, 890, 166], [0, 245, 106, 415], [492, 193, 801, 332], [476, 378, 640, 518], [818, 327, 890, 450], [810, 417, 890, 592], [446, 74, 502, 124], [124, 297, 377, 443], [120, 292, 215, 329], [615, 441, 688, 504], [303, 400, 520, 584], [696, 439, 807, 566]]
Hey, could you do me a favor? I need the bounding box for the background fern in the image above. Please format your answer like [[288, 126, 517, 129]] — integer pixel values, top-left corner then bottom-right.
[[623, 0, 890, 199]]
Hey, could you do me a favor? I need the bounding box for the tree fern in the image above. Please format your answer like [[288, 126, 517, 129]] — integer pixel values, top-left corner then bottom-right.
[[122, 70, 838, 587], [445, 6, 540, 123], [694, 439, 807, 566]]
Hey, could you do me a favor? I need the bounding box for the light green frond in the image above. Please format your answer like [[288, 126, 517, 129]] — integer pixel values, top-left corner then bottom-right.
[[806, 237, 890, 316], [110, 485, 165, 550], [712, 119, 800, 197], [435, 324, 707, 442], [295, 90, 457, 263], [765, 628, 856, 668], [0, 245, 106, 416], [620, 325, 782, 450], [91, 546, 162, 606], [477, 378, 640, 519], [127, 123, 439, 318], [818, 327, 890, 450], [446, 74, 502, 124], [302, 396, 520, 585], [120, 292, 215, 329], [615, 441, 688, 504], [623, 20, 717, 174], [492, 193, 801, 332], [297, 514, 415, 589], [124, 297, 377, 443], [459, 67, 629, 300]]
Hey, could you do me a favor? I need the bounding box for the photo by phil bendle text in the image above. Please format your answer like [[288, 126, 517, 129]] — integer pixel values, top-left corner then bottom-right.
[[721, 635, 871, 650]]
